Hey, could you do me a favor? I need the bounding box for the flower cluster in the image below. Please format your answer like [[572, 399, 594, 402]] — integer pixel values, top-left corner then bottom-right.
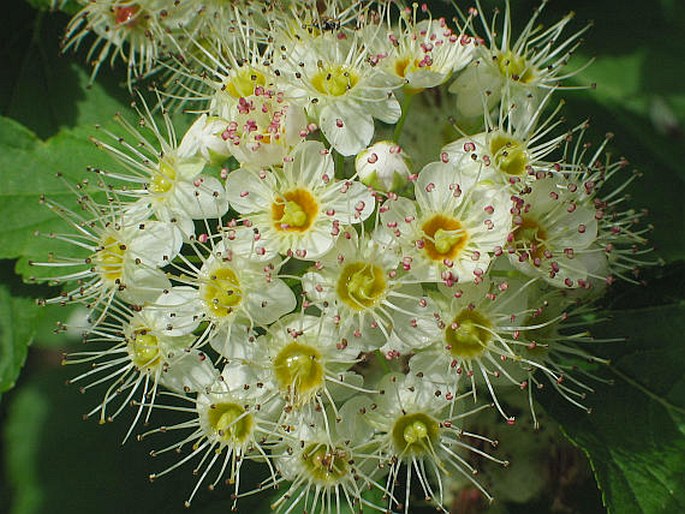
[[37, 1, 654, 512]]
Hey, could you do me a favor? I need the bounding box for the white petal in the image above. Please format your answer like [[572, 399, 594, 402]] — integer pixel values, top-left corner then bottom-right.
[[173, 176, 229, 219], [287, 140, 333, 187], [301, 271, 327, 304], [127, 221, 183, 267], [161, 349, 217, 393], [174, 156, 207, 181], [225, 166, 275, 213], [319, 103, 374, 156], [378, 196, 418, 243], [450, 63, 502, 119], [119, 266, 171, 304], [294, 223, 335, 260], [245, 278, 297, 325], [152, 286, 203, 336], [328, 181, 375, 224], [364, 94, 401, 124]]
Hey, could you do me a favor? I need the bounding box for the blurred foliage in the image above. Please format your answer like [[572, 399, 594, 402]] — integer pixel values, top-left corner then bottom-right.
[[540, 304, 685, 514], [0, 0, 683, 514], [0, 287, 38, 395]]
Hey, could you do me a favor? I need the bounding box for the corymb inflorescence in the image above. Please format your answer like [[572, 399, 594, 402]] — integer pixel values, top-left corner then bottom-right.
[[32, 0, 657, 513]]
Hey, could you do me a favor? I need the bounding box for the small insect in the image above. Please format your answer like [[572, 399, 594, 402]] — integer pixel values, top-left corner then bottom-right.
[[318, 15, 341, 32]]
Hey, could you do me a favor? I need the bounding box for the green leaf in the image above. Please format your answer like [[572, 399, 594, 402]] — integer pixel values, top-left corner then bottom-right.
[[558, 0, 685, 262], [0, 116, 120, 280], [4, 383, 48, 514], [2, 8, 131, 140], [0, 286, 40, 393], [542, 304, 685, 514], [32, 302, 83, 348]]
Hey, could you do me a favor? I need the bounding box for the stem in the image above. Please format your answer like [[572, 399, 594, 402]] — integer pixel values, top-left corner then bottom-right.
[[334, 150, 346, 180], [393, 91, 415, 142]]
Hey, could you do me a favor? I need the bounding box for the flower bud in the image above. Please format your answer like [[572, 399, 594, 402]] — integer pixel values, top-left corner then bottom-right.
[[178, 114, 231, 165], [355, 141, 411, 192]]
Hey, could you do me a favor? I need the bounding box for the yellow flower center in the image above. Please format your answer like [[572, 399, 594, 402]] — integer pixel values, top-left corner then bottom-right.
[[224, 67, 267, 98], [391, 412, 440, 458], [206, 402, 254, 445], [95, 235, 126, 283], [489, 133, 529, 177], [127, 331, 161, 371], [273, 341, 324, 401], [421, 214, 469, 261], [301, 443, 349, 485], [336, 262, 387, 311], [445, 309, 493, 359], [394, 57, 410, 78], [496, 50, 535, 83], [200, 266, 243, 318], [150, 160, 177, 194], [271, 189, 319, 232], [311, 64, 359, 97]]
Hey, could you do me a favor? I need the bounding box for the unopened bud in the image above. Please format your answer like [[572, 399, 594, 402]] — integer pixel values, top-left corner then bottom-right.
[[355, 141, 411, 192]]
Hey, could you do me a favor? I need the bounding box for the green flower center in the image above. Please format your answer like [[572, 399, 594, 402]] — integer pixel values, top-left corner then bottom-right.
[[489, 133, 529, 177], [336, 262, 387, 311], [206, 402, 254, 445], [391, 412, 440, 457], [128, 331, 161, 370], [150, 160, 177, 194], [311, 64, 359, 97], [273, 341, 324, 401], [201, 266, 243, 318], [301, 443, 349, 485], [445, 309, 493, 359], [496, 50, 535, 83]]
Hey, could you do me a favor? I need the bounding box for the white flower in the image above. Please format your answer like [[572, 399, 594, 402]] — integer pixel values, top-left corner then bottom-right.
[[270, 408, 385, 513], [225, 140, 375, 259], [302, 227, 435, 351], [374, 14, 475, 90], [220, 87, 308, 167], [347, 373, 507, 513], [33, 194, 182, 308], [64, 302, 215, 440], [227, 313, 364, 410], [144, 364, 282, 510], [448, 2, 589, 120], [380, 159, 511, 283], [92, 107, 229, 235], [402, 274, 548, 422], [507, 177, 600, 288], [276, 30, 402, 155], [152, 228, 296, 352], [355, 140, 411, 192], [441, 94, 567, 188], [63, 0, 189, 81], [559, 131, 657, 286]]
